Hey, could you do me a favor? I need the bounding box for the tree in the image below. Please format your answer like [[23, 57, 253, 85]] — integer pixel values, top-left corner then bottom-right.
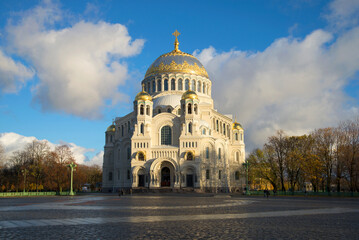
[[247, 148, 279, 191], [311, 128, 336, 192], [54, 145, 74, 192], [26, 140, 50, 192], [338, 118, 359, 192], [265, 130, 287, 191], [0, 143, 5, 169]]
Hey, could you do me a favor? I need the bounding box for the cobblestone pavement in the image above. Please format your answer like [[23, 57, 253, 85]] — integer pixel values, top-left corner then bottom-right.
[[0, 193, 358, 239]]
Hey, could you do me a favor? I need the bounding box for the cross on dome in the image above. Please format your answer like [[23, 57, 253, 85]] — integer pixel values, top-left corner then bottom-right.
[[172, 30, 181, 52]]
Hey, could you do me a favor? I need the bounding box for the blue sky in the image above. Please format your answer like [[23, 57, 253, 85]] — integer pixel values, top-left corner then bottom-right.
[[0, 0, 358, 165]]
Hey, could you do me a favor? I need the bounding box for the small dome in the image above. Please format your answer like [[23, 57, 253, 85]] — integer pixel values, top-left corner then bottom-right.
[[106, 124, 116, 132], [233, 122, 243, 130], [135, 91, 152, 101], [181, 90, 198, 100]]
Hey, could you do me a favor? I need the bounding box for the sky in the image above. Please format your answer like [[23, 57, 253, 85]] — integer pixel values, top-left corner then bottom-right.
[[0, 0, 359, 166]]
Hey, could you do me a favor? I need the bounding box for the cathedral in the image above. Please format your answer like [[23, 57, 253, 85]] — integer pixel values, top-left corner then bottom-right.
[[102, 31, 245, 192]]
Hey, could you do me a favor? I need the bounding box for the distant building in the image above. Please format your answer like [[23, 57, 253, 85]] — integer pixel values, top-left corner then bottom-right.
[[102, 31, 245, 192]]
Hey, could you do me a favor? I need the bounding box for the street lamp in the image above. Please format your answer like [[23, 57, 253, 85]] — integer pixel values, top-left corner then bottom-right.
[[68, 162, 77, 196], [242, 160, 250, 195], [21, 169, 28, 193]]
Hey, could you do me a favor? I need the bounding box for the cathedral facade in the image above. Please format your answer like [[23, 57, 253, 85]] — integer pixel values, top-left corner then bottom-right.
[[102, 31, 245, 192]]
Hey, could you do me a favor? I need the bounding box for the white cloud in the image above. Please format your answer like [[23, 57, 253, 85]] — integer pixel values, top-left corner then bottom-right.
[[0, 132, 103, 166], [194, 27, 359, 151], [0, 49, 34, 93], [325, 0, 359, 29], [6, 1, 144, 118]]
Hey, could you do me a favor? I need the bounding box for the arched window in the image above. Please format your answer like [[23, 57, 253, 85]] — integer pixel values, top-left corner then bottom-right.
[[223, 123, 226, 135], [171, 79, 175, 90], [128, 121, 130, 132], [140, 123, 144, 134], [109, 172, 113, 181], [194, 104, 198, 114], [157, 80, 162, 91], [235, 171, 240, 180], [186, 152, 194, 161], [161, 126, 172, 145], [188, 103, 192, 114], [192, 80, 196, 90], [152, 80, 156, 92], [146, 106, 150, 115], [185, 79, 189, 90], [140, 104, 144, 115], [203, 82, 206, 93], [235, 133, 238, 141], [164, 79, 168, 91], [178, 79, 183, 90], [216, 120, 219, 131], [121, 125, 124, 136], [202, 128, 206, 135], [206, 147, 209, 159], [236, 151, 239, 162], [197, 81, 201, 92], [218, 148, 221, 160], [138, 152, 145, 161], [188, 122, 192, 133]]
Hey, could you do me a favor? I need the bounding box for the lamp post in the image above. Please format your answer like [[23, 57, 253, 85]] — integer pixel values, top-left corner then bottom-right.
[[68, 162, 77, 196], [242, 160, 250, 195], [21, 169, 28, 193]]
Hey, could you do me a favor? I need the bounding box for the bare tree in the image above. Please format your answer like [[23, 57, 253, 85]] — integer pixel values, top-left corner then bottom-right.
[[311, 128, 336, 192], [0, 143, 5, 168], [265, 130, 287, 191], [338, 118, 359, 192]]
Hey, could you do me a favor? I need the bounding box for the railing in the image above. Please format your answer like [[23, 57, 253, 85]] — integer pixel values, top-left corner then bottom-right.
[[0, 192, 76, 197], [247, 190, 359, 197], [151, 147, 179, 159]]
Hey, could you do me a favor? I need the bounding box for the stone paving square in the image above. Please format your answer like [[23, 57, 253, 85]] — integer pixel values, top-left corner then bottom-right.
[[0, 193, 358, 239]]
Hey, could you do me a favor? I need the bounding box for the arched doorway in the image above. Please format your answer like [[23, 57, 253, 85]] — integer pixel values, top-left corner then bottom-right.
[[161, 167, 171, 187], [184, 168, 195, 188], [138, 168, 146, 187]]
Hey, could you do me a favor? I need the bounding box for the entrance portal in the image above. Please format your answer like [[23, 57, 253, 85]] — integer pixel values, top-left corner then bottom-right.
[[161, 167, 171, 187], [186, 174, 194, 187], [138, 175, 145, 187]]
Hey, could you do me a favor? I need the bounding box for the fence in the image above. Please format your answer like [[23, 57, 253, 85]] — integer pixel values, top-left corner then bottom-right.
[[0, 192, 76, 197], [247, 190, 359, 197]]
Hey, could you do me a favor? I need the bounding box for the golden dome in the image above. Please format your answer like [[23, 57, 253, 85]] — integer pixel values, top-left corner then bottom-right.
[[181, 90, 198, 100], [106, 124, 116, 132], [144, 30, 209, 78], [135, 90, 152, 101], [233, 121, 243, 130]]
